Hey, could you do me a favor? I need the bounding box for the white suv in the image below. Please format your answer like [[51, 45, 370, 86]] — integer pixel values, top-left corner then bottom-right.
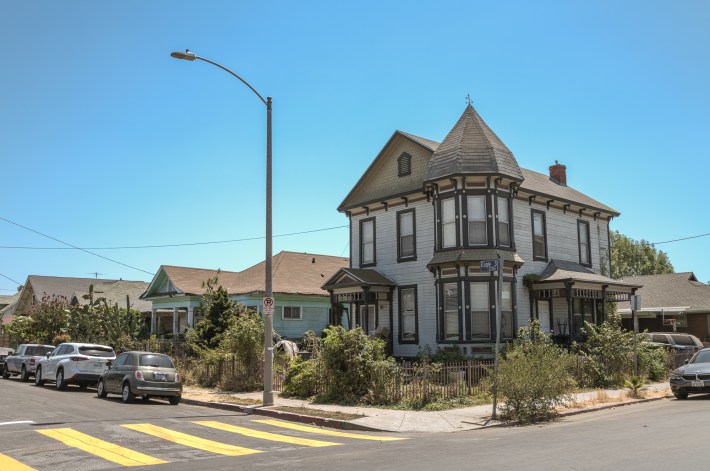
[[35, 342, 116, 390]]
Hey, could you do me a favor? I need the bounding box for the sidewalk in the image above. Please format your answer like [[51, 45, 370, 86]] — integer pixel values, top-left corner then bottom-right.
[[182, 382, 671, 433]]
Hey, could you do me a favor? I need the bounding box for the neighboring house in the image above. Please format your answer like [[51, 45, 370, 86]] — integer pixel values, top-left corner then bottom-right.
[[0, 291, 21, 347], [618, 272, 710, 341], [140, 251, 349, 338], [323, 104, 639, 357], [70, 280, 151, 314]]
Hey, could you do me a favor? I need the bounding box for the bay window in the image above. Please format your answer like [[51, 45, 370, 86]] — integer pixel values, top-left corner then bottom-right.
[[470, 282, 490, 339], [467, 195, 487, 245], [441, 197, 457, 248], [496, 196, 510, 247], [443, 282, 459, 340]]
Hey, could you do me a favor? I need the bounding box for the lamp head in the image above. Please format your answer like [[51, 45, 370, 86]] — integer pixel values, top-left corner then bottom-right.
[[170, 49, 196, 61]]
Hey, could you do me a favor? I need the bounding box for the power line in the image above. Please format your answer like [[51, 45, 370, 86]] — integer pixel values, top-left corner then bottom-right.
[[0, 216, 154, 275], [651, 232, 710, 245], [0, 272, 23, 286], [0, 224, 349, 250]]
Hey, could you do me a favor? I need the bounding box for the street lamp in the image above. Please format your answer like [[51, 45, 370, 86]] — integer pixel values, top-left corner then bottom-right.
[[170, 49, 274, 406]]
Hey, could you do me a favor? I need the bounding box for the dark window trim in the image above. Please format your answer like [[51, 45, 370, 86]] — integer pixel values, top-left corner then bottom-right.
[[398, 285, 419, 344], [396, 208, 417, 262], [495, 194, 512, 248], [531, 209, 548, 261], [397, 152, 412, 177], [437, 278, 463, 342], [359, 217, 376, 267], [577, 219, 592, 268], [462, 191, 489, 247], [437, 193, 460, 250]]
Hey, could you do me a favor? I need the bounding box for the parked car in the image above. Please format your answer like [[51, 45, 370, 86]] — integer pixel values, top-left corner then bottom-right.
[[35, 342, 115, 390], [0, 347, 14, 377], [3, 344, 55, 381], [669, 347, 710, 399], [97, 351, 182, 405], [639, 332, 703, 353]]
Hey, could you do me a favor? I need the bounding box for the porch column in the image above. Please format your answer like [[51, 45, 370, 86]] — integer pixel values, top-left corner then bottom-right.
[[600, 285, 608, 324], [187, 307, 194, 328], [151, 309, 157, 335], [173, 307, 179, 335], [565, 281, 574, 344]]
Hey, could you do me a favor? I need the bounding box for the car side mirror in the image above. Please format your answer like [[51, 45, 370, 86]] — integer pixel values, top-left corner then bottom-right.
[[684, 359, 689, 365], [106, 360, 113, 368]]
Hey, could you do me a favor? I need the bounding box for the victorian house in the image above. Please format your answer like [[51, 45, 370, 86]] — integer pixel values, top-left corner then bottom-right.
[[323, 104, 639, 357]]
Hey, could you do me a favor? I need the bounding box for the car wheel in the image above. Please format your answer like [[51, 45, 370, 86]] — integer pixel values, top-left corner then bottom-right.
[[56, 369, 67, 390], [20, 365, 29, 382], [168, 395, 181, 406], [122, 382, 135, 403], [97, 379, 108, 398], [1, 366, 9, 379], [674, 391, 689, 400], [35, 367, 45, 386]]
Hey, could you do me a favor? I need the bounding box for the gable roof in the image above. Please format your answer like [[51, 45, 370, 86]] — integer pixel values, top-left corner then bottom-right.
[[226, 251, 350, 297], [141, 265, 241, 299], [72, 280, 152, 313], [339, 123, 618, 216], [619, 272, 710, 313], [321, 268, 397, 290], [0, 291, 20, 308], [425, 104, 523, 183], [11, 275, 123, 316]]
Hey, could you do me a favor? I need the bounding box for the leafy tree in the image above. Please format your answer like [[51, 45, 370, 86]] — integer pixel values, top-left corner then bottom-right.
[[4, 315, 35, 344], [576, 314, 634, 387], [193, 275, 240, 348], [28, 294, 69, 344], [609, 231, 674, 278]]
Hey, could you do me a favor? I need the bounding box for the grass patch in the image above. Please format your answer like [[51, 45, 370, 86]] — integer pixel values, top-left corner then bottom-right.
[[273, 406, 364, 421]]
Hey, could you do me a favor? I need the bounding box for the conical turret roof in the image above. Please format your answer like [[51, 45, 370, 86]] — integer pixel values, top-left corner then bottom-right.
[[424, 104, 523, 182]]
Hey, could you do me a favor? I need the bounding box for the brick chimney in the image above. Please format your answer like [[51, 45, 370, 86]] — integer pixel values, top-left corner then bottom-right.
[[549, 160, 567, 186]]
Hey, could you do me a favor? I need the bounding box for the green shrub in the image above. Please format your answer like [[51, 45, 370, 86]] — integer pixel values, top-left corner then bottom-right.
[[281, 356, 320, 398], [575, 314, 634, 388], [638, 342, 671, 382], [496, 320, 576, 424], [365, 358, 402, 406]]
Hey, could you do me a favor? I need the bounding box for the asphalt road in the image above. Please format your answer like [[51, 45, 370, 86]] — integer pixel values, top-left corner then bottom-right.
[[2, 376, 710, 470]]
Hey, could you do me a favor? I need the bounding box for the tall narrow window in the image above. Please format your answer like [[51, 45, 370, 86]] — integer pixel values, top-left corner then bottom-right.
[[532, 210, 547, 260], [399, 286, 417, 342], [578, 220, 591, 266], [360, 218, 375, 266], [497, 196, 510, 247], [441, 197, 457, 248], [470, 282, 490, 339], [467, 196, 487, 245], [397, 210, 416, 261], [443, 282, 459, 340], [359, 304, 376, 333], [501, 282, 514, 339]]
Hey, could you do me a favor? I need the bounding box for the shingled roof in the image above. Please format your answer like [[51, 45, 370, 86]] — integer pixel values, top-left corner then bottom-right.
[[226, 251, 349, 297], [424, 104, 524, 183], [619, 272, 710, 313], [72, 280, 152, 313]]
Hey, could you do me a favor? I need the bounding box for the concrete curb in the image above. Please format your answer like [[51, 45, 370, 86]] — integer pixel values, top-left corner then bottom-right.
[[557, 394, 671, 418], [181, 398, 387, 432]]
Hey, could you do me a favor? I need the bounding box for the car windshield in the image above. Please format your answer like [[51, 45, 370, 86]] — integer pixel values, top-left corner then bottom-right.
[[78, 346, 115, 357], [690, 351, 710, 364], [139, 354, 174, 368], [26, 346, 54, 356], [671, 335, 696, 346]]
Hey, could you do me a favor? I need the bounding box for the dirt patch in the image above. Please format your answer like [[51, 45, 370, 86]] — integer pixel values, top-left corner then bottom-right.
[[182, 387, 262, 406], [559, 388, 670, 411], [273, 406, 365, 421]]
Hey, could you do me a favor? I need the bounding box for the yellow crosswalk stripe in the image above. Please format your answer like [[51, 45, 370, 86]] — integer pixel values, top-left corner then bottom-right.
[[36, 428, 167, 467], [0, 453, 37, 471], [121, 423, 262, 457], [194, 420, 341, 448], [252, 419, 407, 441]]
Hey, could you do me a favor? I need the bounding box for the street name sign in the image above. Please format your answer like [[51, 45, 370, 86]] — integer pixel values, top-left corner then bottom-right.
[[480, 260, 500, 272]]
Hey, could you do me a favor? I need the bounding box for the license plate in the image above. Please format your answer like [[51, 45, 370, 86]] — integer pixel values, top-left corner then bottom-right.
[[692, 380, 704, 388], [154, 373, 167, 381]]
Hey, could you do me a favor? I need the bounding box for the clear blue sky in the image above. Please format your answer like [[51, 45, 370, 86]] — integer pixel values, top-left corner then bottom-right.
[[1, 0, 709, 293]]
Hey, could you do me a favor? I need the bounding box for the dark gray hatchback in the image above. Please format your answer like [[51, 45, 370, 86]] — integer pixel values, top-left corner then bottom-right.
[[670, 348, 710, 399], [97, 351, 182, 405]]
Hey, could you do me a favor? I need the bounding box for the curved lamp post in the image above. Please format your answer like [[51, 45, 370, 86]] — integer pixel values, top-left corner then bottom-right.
[[170, 49, 274, 406]]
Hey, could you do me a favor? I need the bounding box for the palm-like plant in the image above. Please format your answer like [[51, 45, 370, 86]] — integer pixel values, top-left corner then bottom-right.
[[624, 376, 645, 398]]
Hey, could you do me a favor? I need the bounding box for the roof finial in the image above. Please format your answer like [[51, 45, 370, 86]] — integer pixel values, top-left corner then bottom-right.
[[465, 94, 473, 106]]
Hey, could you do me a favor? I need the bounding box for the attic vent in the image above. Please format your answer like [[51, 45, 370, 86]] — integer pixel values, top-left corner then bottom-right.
[[397, 152, 412, 177]]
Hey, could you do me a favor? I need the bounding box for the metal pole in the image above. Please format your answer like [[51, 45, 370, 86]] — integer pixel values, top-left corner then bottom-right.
[[491, 254, 502, 420], [632, 308, 638, 377], [263, 96, 274, 406]]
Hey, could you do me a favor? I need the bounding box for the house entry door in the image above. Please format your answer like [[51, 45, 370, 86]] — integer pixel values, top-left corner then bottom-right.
[[537, 300, 551, 334], [358, 305, 376, 334]]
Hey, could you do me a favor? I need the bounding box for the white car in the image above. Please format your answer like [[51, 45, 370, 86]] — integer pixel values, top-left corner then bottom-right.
[[35, 342, 116, 390]]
